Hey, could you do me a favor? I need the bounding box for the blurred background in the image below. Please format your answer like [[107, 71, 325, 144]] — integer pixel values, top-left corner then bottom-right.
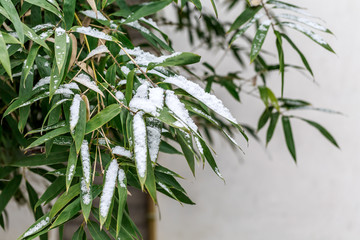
[[1, 0, 359, 239]]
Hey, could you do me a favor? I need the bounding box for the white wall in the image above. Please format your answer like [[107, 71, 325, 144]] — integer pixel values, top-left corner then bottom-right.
[[158, 0, 360, 239]]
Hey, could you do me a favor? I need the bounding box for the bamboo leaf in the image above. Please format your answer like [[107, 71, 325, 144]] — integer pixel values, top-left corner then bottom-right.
[[125, 69, 134, 104], [299, 118, 339, 148], [116, 168, 127, 238], [49, 183, 80, 219], [66, 143, 78, 191], [26, 181, 44, 220], [88, 221, 111, 240], [228, 5, 262, 32], [250, 21, 271, 62], [147, 52, 201, 70], [22, 44, 40, 81], [22, 23, 50, 51], [274, 31, 285, 96], [282, 116, 296, 161], [54, 28, 68, 72], [72, 100, 87, 153], [266, 112, 280, 145], [124, 0, 172, 23], [34, 177, 65, 210], [281, 22, 335, 53], [0, 32, 12, 80], [0, 175, 22, 215], [281, 33, 314, 77], [85, 104, 122, 134], [0, 0, 24, 43], [26, 126, 70, 149], [72, 226, 85, 240], [24, 0, 62, 18]]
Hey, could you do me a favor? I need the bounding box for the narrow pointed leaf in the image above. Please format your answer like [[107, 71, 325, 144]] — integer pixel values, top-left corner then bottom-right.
[[0, 175, 22, 215], [0, 0, 24, 43], [250, 20, 271, 62], [300, 118, 339, 148], [282, 116, 296, 161], [228, 5, 262, 32], [0, 32, 12, 80], [124, 0, 172, 23], [66, 143, 78, 191]]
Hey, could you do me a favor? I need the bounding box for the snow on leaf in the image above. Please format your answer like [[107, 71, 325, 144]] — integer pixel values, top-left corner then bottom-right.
[[80, 10, 107, 21], [33, 76, 51, 90], [23, 216, 50, 237], [70, 94, 82, 131], [67, 164, 75, 181], [147, 118, 161, 163], [73, 73, 105, 97], [112, 146, 132, 159], [82, 45, 109, 62], [119, 46, 181, 66], [278, 13, 328, 32], [165, 90, 198, 132], [81, 177, 91, 205], [115, 91, 124, 100], [118, 168, 126, 188], [80, 140, 91, 187], [129, 83, 164, 116], [164, 76, 238, 124], [74, 26, 113, 41], [133, 112, 147, 179], [100, 159, 118, 217]]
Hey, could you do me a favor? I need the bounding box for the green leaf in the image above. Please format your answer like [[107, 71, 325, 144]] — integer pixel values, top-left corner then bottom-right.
[[176, 129, 195, 175], [0, 32, 12, 80], [35, 177, 66, 210], [199, 138, 223, 180], [0, 175, 22, 215], [24, 0, 61, 18], [26, 126, 70, 149], [22, 44, 40, 82], [72, 226, 85, 240], [50, 198, 80, 228], [116, 168, 127, 238], [250, 21, 271, 62], [73, 100, 87, 153], [66, 143, 78, 191], [148, 52, 201, 70], [257, 108, 272, 131], [159, 141, 182, 155], [0, 0, 24, 43], [18, 213, 50, 240], [80, 179, 92, 222], [124, 0, 172, 23], [87, 221, 111, 240], [274, 31, 285, 96], [266, 112, 280, 145], [49, 183, 80, 219], [22, 23, 50, 51], [85, 104, 122, 134], [282, 116, 296, 161], [281, 33, 314, 77], [281, 22, 335, 53], [299, 118, 339, 148], [54, 28, 67, 72], [1, 31, 21, 44], [145, 152, 157, 204], [228, 5, 262, 32], [209, 0, 218, 18], [125, 69, 134, 104], [26, 181, 44, 220], [10, 152, 68, 167], [64, 0, 76, 30]]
